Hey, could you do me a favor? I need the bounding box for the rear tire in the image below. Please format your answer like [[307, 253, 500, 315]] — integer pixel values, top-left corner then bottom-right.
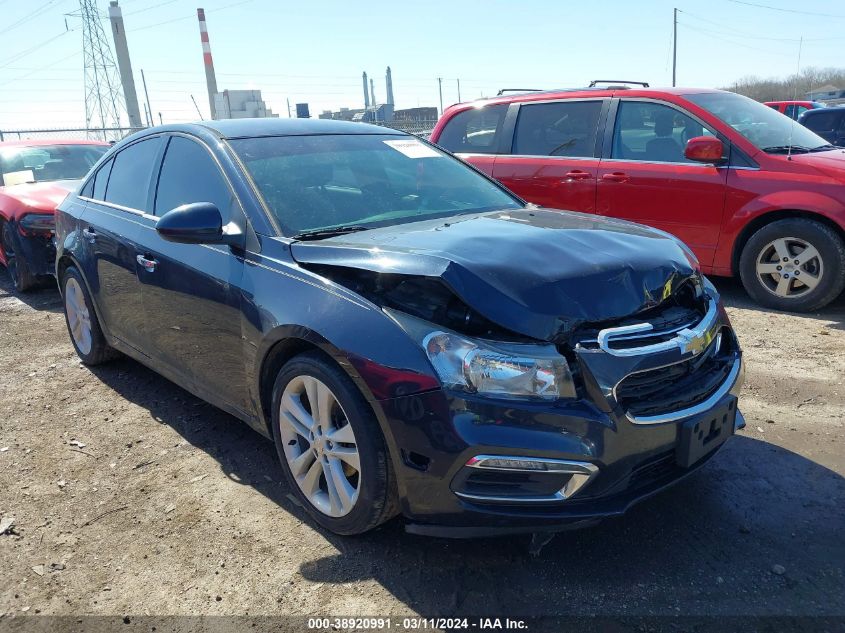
[[271, 351, 398, 535], [739, 218, 845, 312], [60, 266, 120, 365], [2, 222, 38, 293]]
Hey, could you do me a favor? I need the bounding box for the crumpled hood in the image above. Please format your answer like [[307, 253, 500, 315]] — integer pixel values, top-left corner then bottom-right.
[[0, 179, 78, 215], [291, 208, 699, 341]]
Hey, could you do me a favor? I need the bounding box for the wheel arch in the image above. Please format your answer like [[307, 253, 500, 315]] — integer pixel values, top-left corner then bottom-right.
[[731, 209, 845, 276], [256, 327, 387, 438]]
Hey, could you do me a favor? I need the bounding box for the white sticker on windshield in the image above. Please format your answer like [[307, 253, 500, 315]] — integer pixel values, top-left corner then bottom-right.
[[2, 169, 35, 186], [383, 139, 441, 159]]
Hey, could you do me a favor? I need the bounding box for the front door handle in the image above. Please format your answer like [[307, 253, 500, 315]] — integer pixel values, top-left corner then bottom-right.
[[563, 170, 592, 181], [601, 172, 629, 183], [82, 227, 96, 243], [136, 254, 158, 273]]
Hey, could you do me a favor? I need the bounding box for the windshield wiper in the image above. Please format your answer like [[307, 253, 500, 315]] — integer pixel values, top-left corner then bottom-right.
[[809, 144, 838, 152], [761, 145, 811, 154], [292, 225, 370, 241]]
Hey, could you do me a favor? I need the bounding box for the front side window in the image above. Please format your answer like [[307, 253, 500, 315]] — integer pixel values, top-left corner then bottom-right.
[[436, 105, 507, 154], [513, 100, 602, 157], [229, 134, 522, 236], [0, 144, 107, 186], [104, 137, 162, 211], [612, 101, 717, 163], [686, 91, 830, 153], [154, 136, 235, 219]]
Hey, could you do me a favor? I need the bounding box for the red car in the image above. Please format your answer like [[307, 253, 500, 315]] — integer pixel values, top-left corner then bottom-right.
[[431, 85, 845, 311], [1, 140, 108, 292], [764, 100, 825, 120]]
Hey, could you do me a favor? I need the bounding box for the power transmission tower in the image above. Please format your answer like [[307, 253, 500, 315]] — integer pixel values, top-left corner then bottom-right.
[[73, 0, 127, 139]]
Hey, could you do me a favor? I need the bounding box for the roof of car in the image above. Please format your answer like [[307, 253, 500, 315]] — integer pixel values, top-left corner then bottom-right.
[[196, 118, 406, 139], [799, 106, 844, 116], [445, 86, 724, 112], [0, 139, 110, 148]]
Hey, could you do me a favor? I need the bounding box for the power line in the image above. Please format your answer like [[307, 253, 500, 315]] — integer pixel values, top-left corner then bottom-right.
[[0, 31, 71, 69], [0, 0, 59, 36], [127, 0, 254, 33], [680, 9, 845, 41], [728, 0, 845, 18]]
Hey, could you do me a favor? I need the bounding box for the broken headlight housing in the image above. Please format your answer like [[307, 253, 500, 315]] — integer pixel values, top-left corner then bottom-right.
[[422, 331, 576, 401]]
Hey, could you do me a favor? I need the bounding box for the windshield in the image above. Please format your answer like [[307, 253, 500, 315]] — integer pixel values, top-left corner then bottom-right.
[[229, 134, 522, 236], [686, 92, 831, 153], [0, 144, 108, 186]]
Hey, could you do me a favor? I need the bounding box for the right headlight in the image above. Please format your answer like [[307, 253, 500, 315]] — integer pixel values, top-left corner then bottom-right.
[[422, 330, 576, 401]]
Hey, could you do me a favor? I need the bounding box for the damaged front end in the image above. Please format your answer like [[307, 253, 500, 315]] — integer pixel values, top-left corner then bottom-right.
[[289, 211, 743, 534]]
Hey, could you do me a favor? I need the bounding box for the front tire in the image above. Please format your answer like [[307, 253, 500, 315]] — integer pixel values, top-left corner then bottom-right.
[[271, 351, 398, 535], [739, 218, 845, 312], [60, 266, 120, 365], [2, 222, 38, 293]]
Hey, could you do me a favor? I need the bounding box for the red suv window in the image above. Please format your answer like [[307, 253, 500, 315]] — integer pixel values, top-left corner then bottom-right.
[[436, 104, 507, 154], [512, 100, 603, 157]]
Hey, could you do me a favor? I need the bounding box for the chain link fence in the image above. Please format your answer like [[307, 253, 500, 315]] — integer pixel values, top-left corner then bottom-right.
[[367, 119, 438, 139], [0, 127, 144, 143]]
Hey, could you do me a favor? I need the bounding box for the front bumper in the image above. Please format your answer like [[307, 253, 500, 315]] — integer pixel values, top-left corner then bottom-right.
[[377, 298, 744, 537], [17, 231, 56, 277]]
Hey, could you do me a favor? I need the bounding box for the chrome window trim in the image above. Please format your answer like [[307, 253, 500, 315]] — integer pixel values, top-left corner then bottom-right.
[[496, 153, 601, 161], [599, 157, 721, 168], [455, 455, 599, 503], [78, 195, 156, 220]]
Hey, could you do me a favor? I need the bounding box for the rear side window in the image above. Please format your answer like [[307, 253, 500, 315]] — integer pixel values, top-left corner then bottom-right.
[[513, 100, 602, 157], [154, 136, 236, 219], [612, 101, 717, 164], [436, 104, 507, 154], [104, 137, 162, 211], [91, 158, 113, 200]]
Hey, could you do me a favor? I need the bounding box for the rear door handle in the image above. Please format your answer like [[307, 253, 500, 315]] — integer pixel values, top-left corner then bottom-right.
[[601, 172, 629, 183], [82, 227, 96, 242], [136, 254, 158, 273], [563, 170, 593, 181]]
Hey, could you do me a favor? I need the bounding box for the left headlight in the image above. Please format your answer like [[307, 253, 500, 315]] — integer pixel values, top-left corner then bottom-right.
[[422, 330, 576, 401], [19, 213, 55, 233]]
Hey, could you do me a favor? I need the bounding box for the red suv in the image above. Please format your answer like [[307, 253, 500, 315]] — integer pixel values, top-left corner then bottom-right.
[[430, 85, 845, 312]]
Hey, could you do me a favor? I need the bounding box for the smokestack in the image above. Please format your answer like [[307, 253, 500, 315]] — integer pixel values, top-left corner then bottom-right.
[[362, 71, 370, 108], [108, 1, 142, 128], [385, 66, 394, 106], [197, 8, 218, 119], [370, 78, 376, 108]]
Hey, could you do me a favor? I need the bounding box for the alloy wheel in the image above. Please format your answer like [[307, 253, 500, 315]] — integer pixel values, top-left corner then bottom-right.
[[278, 375, 361, 517], [65, 277, 93, 355], [755, 236, 823, 299]]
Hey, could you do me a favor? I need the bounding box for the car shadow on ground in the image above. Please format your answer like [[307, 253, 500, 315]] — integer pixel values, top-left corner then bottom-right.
[[0, 268, 62, 313], [712, 276, 845, 330], [87, 356, 845, 617]]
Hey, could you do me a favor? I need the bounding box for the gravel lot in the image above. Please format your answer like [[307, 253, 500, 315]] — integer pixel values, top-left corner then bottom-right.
[[0, 268, 843, 623]]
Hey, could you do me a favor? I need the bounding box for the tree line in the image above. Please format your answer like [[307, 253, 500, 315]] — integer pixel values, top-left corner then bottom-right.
[[721, 67, 845, 102]]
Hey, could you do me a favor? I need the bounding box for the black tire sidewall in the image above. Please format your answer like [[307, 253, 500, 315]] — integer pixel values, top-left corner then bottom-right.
[[2, 222, 35, 293], [740, 219, 845, 312], [270, 352, 393, 535]]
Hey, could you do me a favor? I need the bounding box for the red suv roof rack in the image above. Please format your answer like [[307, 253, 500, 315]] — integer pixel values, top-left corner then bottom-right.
[[588, 80, 650, 88]]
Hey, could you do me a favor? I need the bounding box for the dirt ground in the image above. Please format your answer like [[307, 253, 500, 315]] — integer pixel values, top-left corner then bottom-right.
[[0, 268, 843, 623]]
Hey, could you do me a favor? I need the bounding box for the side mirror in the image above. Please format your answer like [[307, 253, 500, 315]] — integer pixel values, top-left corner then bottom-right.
[[155, 202, 240, 246], [684, 136, 725, 164]]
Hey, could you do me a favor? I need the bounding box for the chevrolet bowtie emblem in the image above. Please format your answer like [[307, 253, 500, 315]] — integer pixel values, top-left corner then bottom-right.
[[677, 328, 713, 356]]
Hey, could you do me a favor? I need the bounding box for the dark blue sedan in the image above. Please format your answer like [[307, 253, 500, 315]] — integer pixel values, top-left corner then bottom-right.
[[55, 119, 744, 537]]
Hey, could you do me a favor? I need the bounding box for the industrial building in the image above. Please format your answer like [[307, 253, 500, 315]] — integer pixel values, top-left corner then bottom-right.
[[319, 67, 402, 123], [213, 90, 277, 119]]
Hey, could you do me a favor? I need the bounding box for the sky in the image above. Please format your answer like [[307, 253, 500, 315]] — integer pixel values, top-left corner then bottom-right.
[[1, 0, 845, 130]]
